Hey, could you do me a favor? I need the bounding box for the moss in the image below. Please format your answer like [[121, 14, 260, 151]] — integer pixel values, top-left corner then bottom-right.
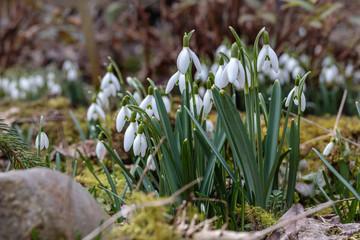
[[236, 203, 277, 231], [325, 226, 342, 235], [105, 192, 180, 240]]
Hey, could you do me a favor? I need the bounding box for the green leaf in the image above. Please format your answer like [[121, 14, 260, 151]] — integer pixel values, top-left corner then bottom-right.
[[286, 120, 299, 207], [356, 102, 360, 118], [181, 139, 195, 198], [319, 3, 342, 20], [100, 161, 121, 212], [69, 110, 86, 142], [282, 0, 314, 12], [314, 148, 360, 202], [264, 80, 282, 180]]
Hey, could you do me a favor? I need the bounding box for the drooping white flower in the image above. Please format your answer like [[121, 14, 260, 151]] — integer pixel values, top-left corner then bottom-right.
[[215, 58, 227, 89], [133, 124, 147, 157], [67, 68, 78, 81], [87, 102, 106, 121], [100, 69, 120, 97], [257, 31, 279, 74], [323, 140, 334, 156], [146, 155, 156, 171], [116, 99, 132, 133], [206, 119, 214, 132], [221, 43, 246, 90], [139, 86, 159, 119], [285, 85, 306, 112], [177, 33, 201, 74], [194, 64, 209, 83], [35, 131, 49, 150], [203, 80, 213, 116], [165, 71, 187, 94], [133, 92, 142, 105], [96, 140, 105, 160], [97, 91, 110, 109], [124, 112, 138, 152]]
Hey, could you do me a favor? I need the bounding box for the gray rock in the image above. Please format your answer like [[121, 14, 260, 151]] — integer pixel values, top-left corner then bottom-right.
[[0, 168, 110, 239]]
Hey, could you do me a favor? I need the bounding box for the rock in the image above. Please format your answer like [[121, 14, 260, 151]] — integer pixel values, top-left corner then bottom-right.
[[0, 168, 110, 239]]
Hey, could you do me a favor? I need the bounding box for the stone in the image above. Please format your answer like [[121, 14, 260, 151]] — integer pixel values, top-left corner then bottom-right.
[[0, 168, 110, 239]]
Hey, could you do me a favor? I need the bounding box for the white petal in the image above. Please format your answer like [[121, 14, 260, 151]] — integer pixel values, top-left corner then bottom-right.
[[245, 67, 251, 87], [300, 92, 306, 112], [257, 46, 267, 71], [179, 74, 186, 94], [35, 134, 40, 150], [109, 73, 121, 91], [323, 141, 334, 156], [188, 48, 202, 73], [139, 95, 152, 110], [87, 104, 96, 121], [96, 141, 105, 160], [116, 107, 126, 132], [215, 66, 224, 88], [166, 71, 180, 94], [100, 72, 111, 90], [227, 58, 239, 84], [133, 135, 141, 156], [285, 88, 295, 107], [237, 62, 246, 89], [140, 134, 147, 157], [147, 155, 156, 171], [42, 132, 49, 149], [203, 90, 212, 115], [195, 94, 203, 116], [177, 48, 190, 74], [95, 104, 106, 119], [124, 123, 136, 152], [206, 119, 214, 132], [268, 46, 279, 74], [162, 96, 171, 113], [220, 67, 229, 89]]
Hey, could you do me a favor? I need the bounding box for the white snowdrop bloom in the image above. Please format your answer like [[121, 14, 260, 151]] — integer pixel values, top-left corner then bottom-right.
[[257, 31, 279, 74], [87, 102, 106, 121], [62, 60, 74, 71], [177, 33, 201, 74], [96, 140, 105, 160], [203, 80, 213, 115], [215, 44, 229, 58], [221, 43, 246, 89], [67, 68, 78, 81], [206, 119, 214, 132], [190, 85, 203, 117], [210, 63, 219, 75], [323, 141, 334, 156], [276, 69, 290, 85], [322, 56, 332, 67], [100, 71, 121, 94], [49, 83, 62, 95], [162, 96, 171, 113], [97, 91, 110, 109], [103, 85, 117, 97], [214, 60, 227, 89], [47, 72, 55, 81], [133, 92, 142, 105], [124, 113, 138, 152], [116, 100, 132, 133], [194, 64, 209, 83], [146, 155, 156, 171], [345, 63, 353, 77], [19, 77, 30, 92], [285, 85, 306, 112], [320, 65, 339, 83], [35, 75, 44, 87], [300, 54, 309, 65], [139, 86, 159, 119], [285, 57, 299, 73], [166, 71, 186, 94], [279, 53, 290, 66], [133, 124, 147, 157], [10, 88, 19, 100], [292, 66, 305, 80], [35, 131, 49, 150]]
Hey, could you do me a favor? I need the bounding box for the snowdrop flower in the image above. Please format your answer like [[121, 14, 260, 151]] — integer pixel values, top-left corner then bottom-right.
[[133, 92, 142, 105], [87, 97, 106, 121], [203, 80, 213, 115], [215, 44, 230, 58], [190, 84, 203, 117], [124, 112, 138, 152], [194, 64, 209, 83], [222, 43, 246, 89], [35, 75, 44, 88], [292, 66, 305, 80], [100, 67, 120, 97], [166, 71, 186, 94], [121, 205, 131, 219], [345, 63, 353, 77], [133, 124, 147, 157], [35, 130, 49, 150], [210, 62, 219, 75], [146, 155, 156, 171], [162, 96, 171, 113], [96, 91, 110, 109], [177, 33, 201, 74], [323, 140, 334, 156], [257, 31, 279, 74], [116, 98, 132, 133], [320, 65, 338, 83], [67, 68, 78, 81], [206, 119, 214, 132], [198, 86, 206, 98], [215, 57, 227, 89], [62, 60, 74, 71], [285, 77, 306, 112], [139, 86, 159, 119], [96, 138, 105, 160]]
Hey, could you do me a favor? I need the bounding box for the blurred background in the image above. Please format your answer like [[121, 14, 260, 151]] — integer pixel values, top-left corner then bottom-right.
[[0, 0, 360, 115]]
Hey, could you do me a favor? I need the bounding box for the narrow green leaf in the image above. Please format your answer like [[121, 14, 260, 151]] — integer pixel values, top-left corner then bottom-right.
[[181, 139, 195, 198], [100, 161, 121, 212], [286, 120, 299, 207], [70, 110, 86, 142]]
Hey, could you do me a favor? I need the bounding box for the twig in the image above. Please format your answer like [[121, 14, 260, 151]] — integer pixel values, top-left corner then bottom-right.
[[82, 178, 203, 240], [135, 136, 166, 190]]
